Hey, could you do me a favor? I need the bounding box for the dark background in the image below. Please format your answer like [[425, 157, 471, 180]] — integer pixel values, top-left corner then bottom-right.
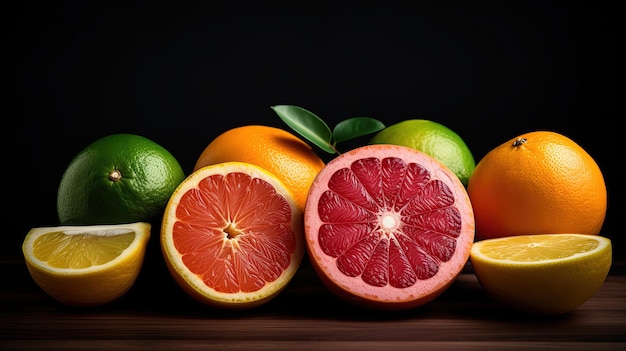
[[8, 2, 621, 260]]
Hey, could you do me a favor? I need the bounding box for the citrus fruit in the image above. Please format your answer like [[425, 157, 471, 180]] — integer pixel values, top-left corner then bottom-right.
[[369, 119, 475, 186], [57, 133, 186, 226], [161, 161, 304, 309], [193, 125, 325, 211], [470, 233, 612, 315], [304, 144, 475, 310], [467, 131, 607, 241], [22, 222, 151, 307]]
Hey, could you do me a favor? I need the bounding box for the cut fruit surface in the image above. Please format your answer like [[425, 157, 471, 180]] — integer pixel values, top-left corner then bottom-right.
[[470, 234, 612, 315], [304, 144, 475, 310], [22, 222, 151, 307], [161, 162, 304, 309]]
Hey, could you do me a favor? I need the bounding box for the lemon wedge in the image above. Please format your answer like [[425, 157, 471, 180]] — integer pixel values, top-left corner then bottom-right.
[[22, 222, 151, 307], [470, 234, 612, 315]]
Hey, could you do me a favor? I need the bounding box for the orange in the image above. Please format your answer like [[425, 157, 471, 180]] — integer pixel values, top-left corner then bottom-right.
[[467, 131, 606, 241], [161, 162, 304, 309], [194, 125, 325, 211], [304, 144, 475, 310], [22, 222, 151, 307], [57, 133, 185, 225]]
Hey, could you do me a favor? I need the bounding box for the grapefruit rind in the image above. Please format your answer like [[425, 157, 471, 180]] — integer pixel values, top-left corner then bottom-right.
[[304, 145, 475, 310], [161, 162, 304, 309]]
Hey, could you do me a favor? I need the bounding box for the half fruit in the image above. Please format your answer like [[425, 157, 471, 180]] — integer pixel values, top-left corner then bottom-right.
[[305, 144, 475, 310], [161, 162, 304, 309], [22, 222, 151, 307], [470, 234, 612, 315]]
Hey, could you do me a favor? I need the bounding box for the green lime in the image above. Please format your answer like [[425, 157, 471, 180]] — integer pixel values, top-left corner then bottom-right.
[[369, 119, 475, 186], [57, 134, 186, 225]]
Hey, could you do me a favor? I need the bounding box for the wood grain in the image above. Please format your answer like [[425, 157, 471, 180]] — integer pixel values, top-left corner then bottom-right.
[[2, 249, 624, 350]]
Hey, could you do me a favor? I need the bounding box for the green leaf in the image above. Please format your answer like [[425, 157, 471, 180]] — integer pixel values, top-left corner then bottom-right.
[[333, 117, 386, 143], [271, 105, 337, 154]]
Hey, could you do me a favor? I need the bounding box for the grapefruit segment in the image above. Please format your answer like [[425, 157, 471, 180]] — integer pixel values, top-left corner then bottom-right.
[[161, 162, 304, 309], [304, 145, 475, 310]]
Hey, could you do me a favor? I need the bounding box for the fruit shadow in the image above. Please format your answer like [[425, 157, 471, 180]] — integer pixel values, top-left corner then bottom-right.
[[104, 240, 575, 324], [125, 256, 551, 323]]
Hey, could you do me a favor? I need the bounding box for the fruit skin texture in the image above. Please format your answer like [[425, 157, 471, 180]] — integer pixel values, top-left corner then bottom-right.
[[57, 134, 185, 226], [161, 162, 304, 309], [467, 131, 607, 241], [470, 234, 612, 315], [304, 144, 475, 310], [22, 222, 151, 307], [369, 119, 475, 186], [194, 125, 325, 211]]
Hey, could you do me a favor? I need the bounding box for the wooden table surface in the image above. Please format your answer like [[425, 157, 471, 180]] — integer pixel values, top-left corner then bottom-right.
[[2, 242, 625, 351]]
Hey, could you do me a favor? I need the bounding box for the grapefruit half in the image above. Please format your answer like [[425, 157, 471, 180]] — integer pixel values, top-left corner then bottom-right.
[[161, 162, 304, 309], [304, 144, 475, 310]]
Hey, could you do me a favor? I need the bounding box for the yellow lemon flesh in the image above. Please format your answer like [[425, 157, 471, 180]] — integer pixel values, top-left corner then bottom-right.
[[470, 234, 612, 315], [22, 222, 151, 307]]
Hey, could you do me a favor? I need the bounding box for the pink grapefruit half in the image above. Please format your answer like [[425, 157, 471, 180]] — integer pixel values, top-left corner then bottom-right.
[[304, 144, 475, 310], [161, 162, 304, 309]]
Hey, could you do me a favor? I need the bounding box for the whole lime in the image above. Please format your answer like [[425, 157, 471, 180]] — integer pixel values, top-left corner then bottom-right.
[[369, 119, 475, 186], [57, 134, 185, 225]]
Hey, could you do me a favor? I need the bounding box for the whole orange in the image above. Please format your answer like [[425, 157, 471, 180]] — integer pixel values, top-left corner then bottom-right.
[[467, 131, 606, 241], [194, 125, 325, 211]]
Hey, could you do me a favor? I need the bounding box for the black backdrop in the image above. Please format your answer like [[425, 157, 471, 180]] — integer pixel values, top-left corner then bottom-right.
[[8, 2, 621, 259]]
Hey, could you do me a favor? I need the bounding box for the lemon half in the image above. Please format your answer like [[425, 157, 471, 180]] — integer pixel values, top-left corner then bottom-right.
[[470, 234, 612, 315], [22, 222, 151, 307]]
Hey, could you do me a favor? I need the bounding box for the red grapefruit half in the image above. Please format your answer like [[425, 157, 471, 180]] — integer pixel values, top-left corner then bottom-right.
[[161, 162, 304, 309], [304, 144, 475, 310]]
